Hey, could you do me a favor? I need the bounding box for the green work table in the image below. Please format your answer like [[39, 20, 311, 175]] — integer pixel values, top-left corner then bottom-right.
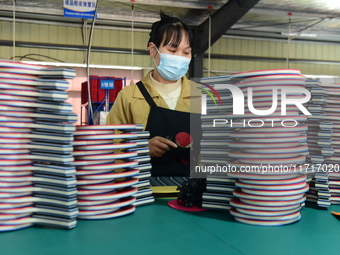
[[2, 200, 340, 255]]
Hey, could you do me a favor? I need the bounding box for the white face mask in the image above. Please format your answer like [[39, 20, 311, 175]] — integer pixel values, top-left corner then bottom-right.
[[154, 46, 191, 81]]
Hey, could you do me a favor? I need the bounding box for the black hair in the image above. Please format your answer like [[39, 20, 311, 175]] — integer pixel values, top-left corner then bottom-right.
[[148, 12, 193, 50]]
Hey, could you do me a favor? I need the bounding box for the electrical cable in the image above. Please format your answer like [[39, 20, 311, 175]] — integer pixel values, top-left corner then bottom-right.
[[232, 18, 320, 30], [296, 18, 328, 34], [130, 1, 135, 85], [19, 54, 65, 62], [286, 12, 292, 69], [86, 0, 100, 125], [12, 0, 16, 61], [17, 56, 50, 61], [82, 19, 88, 64], [207, 7, 212, 77]]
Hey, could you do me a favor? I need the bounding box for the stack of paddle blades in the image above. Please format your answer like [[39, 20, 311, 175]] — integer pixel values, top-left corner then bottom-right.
[[306, 78, 340, 206], [73, 124, 154, 220], [0, 60, 78, 232], [200, 69, 310, 226]]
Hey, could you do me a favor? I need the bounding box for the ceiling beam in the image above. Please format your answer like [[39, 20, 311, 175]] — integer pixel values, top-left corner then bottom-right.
[[0, 5, 64, 16], [193, 0, 260, 55], [0, 5, 157, 23], [2, 40, 339, 67], [0, 40, 149, 55], [223, 32, 340, 45], [105, 0, 226, 10], [250, 7, 340, 21], [190, 0, 260, 78], [0, 16, 151, 32]]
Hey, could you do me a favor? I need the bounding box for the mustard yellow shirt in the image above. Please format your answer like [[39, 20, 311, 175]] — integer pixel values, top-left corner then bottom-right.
[[106, 71, 201, 127]]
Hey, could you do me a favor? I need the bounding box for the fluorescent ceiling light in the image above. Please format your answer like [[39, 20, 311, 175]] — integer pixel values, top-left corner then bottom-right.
[[300, 33, 317, 38], [324, 0, 340, 9], [281, 32, 317, 37], [281, 32, 298, 37], [21, 61, 143, 70], [304, 74, 340, 79]]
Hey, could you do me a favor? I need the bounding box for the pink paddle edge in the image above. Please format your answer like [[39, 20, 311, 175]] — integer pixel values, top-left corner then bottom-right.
[[167, 200, 207, 212]]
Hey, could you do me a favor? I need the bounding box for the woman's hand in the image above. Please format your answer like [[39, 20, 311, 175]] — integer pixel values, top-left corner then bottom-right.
[[148, 136, 177, 158]]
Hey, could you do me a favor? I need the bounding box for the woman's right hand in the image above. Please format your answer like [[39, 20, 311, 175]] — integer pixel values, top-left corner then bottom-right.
[[148, 136, 177, 158]]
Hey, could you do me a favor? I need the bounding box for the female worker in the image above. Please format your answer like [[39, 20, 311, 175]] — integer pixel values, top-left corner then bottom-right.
[[106, 12, 201, 177]]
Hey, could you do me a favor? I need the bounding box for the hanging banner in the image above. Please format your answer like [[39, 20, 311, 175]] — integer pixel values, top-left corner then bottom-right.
[[63, 0, 97, 19]]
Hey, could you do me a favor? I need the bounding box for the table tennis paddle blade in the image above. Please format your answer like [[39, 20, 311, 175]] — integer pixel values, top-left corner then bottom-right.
[[175, 132, 193, 148]]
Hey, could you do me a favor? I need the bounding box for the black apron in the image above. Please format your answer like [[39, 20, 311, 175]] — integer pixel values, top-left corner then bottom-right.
[[137, 81, 200, 177]]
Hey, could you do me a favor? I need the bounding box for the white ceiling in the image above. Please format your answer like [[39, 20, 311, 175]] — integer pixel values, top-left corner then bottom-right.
[[0, 0, 340, 43]]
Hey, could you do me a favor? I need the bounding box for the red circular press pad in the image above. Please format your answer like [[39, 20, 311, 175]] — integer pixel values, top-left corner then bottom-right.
[[175, 132, 193, 148], [167, 200, 207, 212]]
